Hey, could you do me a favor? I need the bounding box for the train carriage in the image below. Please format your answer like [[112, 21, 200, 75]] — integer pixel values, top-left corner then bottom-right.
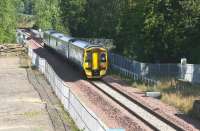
[[43, 30, 108, 78]]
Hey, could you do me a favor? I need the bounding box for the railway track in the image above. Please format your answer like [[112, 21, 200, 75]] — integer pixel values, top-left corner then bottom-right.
[[90, 80, 183, 131], [23, 29, 188, 131]]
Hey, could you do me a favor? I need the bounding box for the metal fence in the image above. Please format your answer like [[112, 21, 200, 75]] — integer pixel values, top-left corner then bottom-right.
[[28, 48, 109, 131], [109, 53, 200, 84], [180, 64, 200, 83]]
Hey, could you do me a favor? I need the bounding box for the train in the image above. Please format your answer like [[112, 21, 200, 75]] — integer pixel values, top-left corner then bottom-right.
[[43, 30, 108, 78]]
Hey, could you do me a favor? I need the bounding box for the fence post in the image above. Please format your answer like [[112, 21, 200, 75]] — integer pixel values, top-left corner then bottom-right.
[[168, 63, 170, 80], [159, 64, 161, 78], [68, 89, 71, 111]]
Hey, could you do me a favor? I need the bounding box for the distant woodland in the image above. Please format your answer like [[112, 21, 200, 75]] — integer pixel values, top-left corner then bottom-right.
[[0, 0, 200, 63]]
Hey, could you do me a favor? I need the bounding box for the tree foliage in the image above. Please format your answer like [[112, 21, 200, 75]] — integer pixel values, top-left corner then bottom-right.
[[14, 0, 200, 63], [115, 0, 145, 59], [60, 0, 86, 36], [17, 0, 34, 14], [23, 0, 34, 14], [143, 0, 200, 63], [34, 0, 67, 33], [0, 0, 17, 43], [84, 0, 123, 38]]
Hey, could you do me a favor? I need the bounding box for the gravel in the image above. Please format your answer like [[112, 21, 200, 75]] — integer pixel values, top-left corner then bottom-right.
[[103, 76, 200, 131], [28, 35, 200, 131], [28, 37, 154, 131]]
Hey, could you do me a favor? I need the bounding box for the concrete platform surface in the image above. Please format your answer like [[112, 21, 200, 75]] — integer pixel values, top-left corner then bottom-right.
[[0, 57, 54, 131]]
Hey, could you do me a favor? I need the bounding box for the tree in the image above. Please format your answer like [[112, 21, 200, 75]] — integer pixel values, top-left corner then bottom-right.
[[0, 0, 17, 43], [31, 0, 200, 63], [34, 0, 67, 33], [83, 0, 123, 38], [143, 0, 200, 63], [115, 0, 145, 59], [16, 0, 25, 14], [23, 0, 34, 14], [60, 0, 87, 36]]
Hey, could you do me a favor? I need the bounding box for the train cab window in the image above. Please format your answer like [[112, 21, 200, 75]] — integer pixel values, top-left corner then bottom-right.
[[100, 53, 106, 62], [85, 52, 92, 62]]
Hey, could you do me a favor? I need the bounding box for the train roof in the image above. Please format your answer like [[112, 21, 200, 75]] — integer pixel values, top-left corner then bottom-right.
[[44, 30, 56, 35], [61, 35, 73, 42], [44, 30, 104, 49], [51, 32, 64, 38], [45, 30, 73, 42], [71, 40, 88, 48], [72, 40, 103, 49]]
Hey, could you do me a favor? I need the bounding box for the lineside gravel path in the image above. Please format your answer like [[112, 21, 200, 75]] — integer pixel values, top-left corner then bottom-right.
[[26, 62, 76, 131], [0, 57, 54, 131]]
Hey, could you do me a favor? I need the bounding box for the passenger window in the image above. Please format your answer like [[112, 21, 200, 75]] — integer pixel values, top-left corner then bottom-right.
[[100, 53, 106, 62]]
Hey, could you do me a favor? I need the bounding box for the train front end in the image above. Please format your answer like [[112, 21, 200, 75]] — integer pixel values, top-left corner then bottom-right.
[[83, 46, 108, 78]]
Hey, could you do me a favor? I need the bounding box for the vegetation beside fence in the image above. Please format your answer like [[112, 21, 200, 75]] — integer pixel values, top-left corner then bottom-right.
[[0, 0, 17, 43], [17, 14, 36, 28], [109, 71, 200, 118], [109, 52, 200, 118], [109, 52, 200, 84]]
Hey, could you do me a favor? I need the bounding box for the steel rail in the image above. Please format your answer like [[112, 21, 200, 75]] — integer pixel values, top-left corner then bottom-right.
[[90, 80, 183, 131]]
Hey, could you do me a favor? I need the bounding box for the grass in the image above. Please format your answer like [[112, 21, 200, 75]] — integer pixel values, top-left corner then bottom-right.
[[59, 104, 80, 131], [109, 70, 200, 118], [160, 82, 200, 114], [24, 111, 43, 118]]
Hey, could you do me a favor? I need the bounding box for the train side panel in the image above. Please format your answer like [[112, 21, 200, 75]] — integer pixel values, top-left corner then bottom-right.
[[43, 32, 50, 46], [68, 43, 84, 68], [55, 39, 67, 57], [65, 42, 69, 58], [49, 35, 57, 48]]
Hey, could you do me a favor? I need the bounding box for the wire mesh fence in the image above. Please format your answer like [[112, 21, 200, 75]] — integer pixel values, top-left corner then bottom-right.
[[109, 53, 200, 85]]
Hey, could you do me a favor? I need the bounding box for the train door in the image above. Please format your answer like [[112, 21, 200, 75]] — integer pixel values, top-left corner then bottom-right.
[[91, 49, 101, 76], [92, 51, 99, 70], [89, 49, 107, 76]]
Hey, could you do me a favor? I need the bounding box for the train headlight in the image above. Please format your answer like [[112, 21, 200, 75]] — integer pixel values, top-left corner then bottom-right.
[[85, 62, 92, 69], [100, 63, 106, 69], [88, 62, 92, 67]]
